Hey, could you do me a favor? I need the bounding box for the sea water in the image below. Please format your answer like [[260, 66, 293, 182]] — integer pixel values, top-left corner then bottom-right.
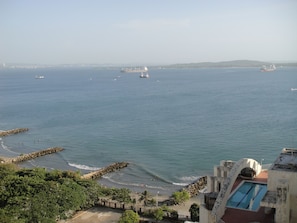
[[0, 67, 296, 194]]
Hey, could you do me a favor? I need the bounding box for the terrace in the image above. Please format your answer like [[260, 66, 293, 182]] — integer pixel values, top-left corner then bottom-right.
[[222, 170, 274, 223]]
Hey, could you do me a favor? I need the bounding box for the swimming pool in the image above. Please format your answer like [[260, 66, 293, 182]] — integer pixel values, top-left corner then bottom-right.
[[226, 181, 267, 211]]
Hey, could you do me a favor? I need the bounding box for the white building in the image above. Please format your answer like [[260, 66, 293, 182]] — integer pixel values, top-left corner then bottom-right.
[[199, 148, 297, 223]]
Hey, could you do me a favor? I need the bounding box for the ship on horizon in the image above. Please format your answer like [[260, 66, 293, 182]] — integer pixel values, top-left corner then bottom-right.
[[121, 66, 148, 73], [121, 66, 150, 78]]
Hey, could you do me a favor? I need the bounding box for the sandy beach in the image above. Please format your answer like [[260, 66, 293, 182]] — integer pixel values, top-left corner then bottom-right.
[[61, 207, 123, 223], [59, 194, 201, 223]]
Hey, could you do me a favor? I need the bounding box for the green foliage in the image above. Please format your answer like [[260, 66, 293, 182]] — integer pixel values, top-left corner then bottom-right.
[[153, 208, 164, 222], [118, 210, 140, 223], [17, 167, 46, 179], [138, 190, 151, 205], [110, 188, 132, 203], [189, 203, 200, 222], [0, 163, 132, 223], [138, 190, 156, 206], [0, 163, 18, 179], [172, 190, 190, 204]]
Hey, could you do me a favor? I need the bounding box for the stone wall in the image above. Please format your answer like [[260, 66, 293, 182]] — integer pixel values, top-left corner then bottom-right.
[[0, 128, 29, 137], [2, 147, 64, 164], [183, 176, 207, 197], [81, 162, 129, 180]]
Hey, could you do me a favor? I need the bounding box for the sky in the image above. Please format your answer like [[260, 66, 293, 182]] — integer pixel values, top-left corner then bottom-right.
[[1, 0, 297, 65]]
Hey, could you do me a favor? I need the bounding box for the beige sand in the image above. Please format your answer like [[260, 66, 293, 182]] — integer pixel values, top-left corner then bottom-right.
[[60, 207, 122, 223], [60, 194, 201, 223]]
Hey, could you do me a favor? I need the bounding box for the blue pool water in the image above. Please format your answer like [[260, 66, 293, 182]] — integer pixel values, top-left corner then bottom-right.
[[227, 181, 267, 211]]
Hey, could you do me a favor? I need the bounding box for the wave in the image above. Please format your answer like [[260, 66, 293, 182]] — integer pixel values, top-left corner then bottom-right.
[[68, 162, 101, 171], [179, 175, 201, 182], [172, 175, 203, 186], [0, 138, 19, 155], [135, 164, 173, 185], [172, 182, 189, 186]]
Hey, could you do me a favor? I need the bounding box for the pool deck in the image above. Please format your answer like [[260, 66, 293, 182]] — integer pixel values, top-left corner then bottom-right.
[[222, 170, 274, 223]]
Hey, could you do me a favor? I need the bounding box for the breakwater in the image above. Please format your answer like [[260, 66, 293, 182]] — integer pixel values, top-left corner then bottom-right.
[[81, 162, 129, 180], [0, 128, 29, 137], [1, 147, 64, 164], [183, 176, 207, 197]]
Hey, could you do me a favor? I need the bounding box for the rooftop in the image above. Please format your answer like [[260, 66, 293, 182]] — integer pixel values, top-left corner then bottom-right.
[[271, 148, 297, 172], [222, 170, 274, 223]]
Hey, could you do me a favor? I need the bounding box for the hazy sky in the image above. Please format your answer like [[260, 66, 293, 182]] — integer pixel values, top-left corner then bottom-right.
[[1, 0, 297, 65]]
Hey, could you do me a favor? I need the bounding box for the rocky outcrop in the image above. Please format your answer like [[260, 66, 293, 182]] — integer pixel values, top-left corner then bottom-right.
[[1, 147, 64, 164], [183, 176, 207, 197], [81, 162, 129, 180], [0, 128, 29, 137]]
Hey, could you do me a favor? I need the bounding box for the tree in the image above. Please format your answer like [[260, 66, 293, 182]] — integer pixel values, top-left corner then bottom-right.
[[118, 210, 139, 223], [172, 190, 190, 204], [0, 208, 17, 223], [0, 164, 137, 222], [111, 188, 132, 203], [170, 210, 178, 220], [189, 203, 199, 222], [139, 190, 151, 206]]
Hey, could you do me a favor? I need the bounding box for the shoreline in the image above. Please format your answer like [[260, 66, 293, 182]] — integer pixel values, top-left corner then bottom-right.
[[0, 128, 206, 222], [0, 139, 207, 197], [0, 129, 207, 197]]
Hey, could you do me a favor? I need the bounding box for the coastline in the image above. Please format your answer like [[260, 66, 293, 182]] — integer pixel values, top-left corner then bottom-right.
[[0, 128, 207, 222], [0, 128, 207, 197]]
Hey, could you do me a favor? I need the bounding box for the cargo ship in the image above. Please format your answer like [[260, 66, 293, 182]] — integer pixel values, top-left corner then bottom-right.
[[121, 66, 148, 73]]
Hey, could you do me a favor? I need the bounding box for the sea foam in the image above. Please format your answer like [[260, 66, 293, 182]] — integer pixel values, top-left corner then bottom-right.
[[68, 162, 101, 171], [0, 138, 19, 155], [179, 175, 201, 182]]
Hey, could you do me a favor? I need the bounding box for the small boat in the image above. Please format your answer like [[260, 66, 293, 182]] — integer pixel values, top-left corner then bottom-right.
[[35, 75, 45, 79], [140, 72, 149, 78], [291, 88, 297, 91], [260, 64, 276, 72]]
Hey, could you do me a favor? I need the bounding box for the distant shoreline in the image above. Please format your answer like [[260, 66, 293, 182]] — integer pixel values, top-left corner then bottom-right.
[[161, 60, 297, 69], [1, 60, 297, 69]]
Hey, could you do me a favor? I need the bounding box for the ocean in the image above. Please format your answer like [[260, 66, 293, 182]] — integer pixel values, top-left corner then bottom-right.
[[0, 67, 296, 194]]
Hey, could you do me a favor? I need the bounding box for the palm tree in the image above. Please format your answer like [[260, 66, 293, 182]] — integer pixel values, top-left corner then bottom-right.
[[138, 190, 151, 206]]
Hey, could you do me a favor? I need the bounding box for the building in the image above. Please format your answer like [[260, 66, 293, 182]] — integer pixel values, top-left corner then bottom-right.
[[199, 148, 297, 223]]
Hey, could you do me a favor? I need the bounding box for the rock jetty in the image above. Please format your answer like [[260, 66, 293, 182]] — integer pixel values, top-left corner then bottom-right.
[[1, 147, 64, 164], [0, 128, 29, 137], [183, 176, 207, 197], [82, 162, 129, 180]]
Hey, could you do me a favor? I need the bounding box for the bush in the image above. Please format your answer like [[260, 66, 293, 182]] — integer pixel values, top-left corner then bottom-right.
[[172, 190, 190, 204], [118, 210, 139, 223], [153, 208, 164, 221], [189, 203, 199, 222]]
